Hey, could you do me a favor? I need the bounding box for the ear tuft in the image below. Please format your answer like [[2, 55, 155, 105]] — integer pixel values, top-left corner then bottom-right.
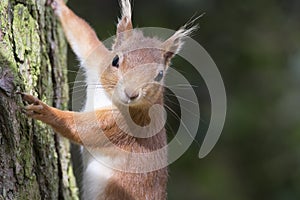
[[113, 0, 133, 49], [117, 0, 132, 34], [120, 0, 132, 21], [162, 25, 198, 64]]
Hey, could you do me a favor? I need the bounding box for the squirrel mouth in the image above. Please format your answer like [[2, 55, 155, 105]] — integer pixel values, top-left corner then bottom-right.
[[118, 89, 142, 105]]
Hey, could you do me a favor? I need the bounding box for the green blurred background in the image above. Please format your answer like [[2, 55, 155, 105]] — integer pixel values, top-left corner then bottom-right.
[[66, 0, 300, 199]]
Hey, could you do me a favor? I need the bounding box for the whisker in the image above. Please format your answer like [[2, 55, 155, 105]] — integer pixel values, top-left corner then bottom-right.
[[70, 84, 115, 90], [165, 95, 208, 125], [57, 68, 83, 73], [69, 88, 87, 94], [67, 80, 88, 84], [42, 96, 69, 101], [166, 84, 199, 88], [164, 96, 199, 119], [71, 85, 87, 90], [165, 122, 182, 145], [141, 96, 185, 145], [164, 103, 201, 148], [165, 93, 198, 105], [87, 83, 116, 87]]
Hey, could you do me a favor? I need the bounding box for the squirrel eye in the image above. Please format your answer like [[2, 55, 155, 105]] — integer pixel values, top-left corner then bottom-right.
[[112, 55, 119, 68], [154, 70, 164, 82]]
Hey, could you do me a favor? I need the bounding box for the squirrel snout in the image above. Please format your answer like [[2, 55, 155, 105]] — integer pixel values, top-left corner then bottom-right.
[[124, 88, 139, 101]]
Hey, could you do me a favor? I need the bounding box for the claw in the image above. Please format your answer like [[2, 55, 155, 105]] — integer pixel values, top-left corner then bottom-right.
[[16, 91, 27, 102], [16, 90, 23, 96], [17, 92, 39, 105], [21, 108, 27, 114], [25, 104, 44, 114]]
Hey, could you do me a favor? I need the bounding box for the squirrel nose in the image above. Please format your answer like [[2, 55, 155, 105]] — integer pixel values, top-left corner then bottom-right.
[[124, 89, 139, 101]]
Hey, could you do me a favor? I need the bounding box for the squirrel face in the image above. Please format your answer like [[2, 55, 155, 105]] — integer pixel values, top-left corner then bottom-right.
[[101, 31, 167, 107]]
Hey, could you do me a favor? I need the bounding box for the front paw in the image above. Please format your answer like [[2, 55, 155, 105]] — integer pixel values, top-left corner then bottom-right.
[[17, 92, 51, 121]]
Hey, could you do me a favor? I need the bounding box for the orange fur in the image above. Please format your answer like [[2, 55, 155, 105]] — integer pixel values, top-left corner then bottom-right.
[[21, 0, 196, 199]]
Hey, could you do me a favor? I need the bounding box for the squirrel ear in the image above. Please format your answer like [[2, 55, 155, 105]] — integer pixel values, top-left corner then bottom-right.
[[117, 0, 132, 33], [113, 0, 133, 49], [162, 26, 197, 65]]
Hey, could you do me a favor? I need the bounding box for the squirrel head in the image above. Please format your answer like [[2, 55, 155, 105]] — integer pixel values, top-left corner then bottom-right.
[[100, 0, 196, 108]]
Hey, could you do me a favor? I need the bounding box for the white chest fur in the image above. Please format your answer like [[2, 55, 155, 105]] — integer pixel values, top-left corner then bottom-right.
[[83, 153, 115, 200], [84, 69, 113, 112], [81, 70, 115, 200]]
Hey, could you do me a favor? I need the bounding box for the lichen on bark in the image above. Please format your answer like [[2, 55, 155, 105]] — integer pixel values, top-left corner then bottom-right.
[[0, 0, 78, 199]]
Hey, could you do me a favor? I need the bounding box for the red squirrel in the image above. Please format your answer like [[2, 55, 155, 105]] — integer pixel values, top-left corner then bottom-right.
[[19, 0, 196, 199]]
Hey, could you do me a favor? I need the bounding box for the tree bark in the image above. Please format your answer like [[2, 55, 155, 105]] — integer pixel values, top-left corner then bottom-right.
[[0, 0, 78, 199]]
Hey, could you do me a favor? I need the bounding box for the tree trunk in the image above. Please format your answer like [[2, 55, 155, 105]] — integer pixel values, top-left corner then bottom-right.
[[0, 0, 78, 199]]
